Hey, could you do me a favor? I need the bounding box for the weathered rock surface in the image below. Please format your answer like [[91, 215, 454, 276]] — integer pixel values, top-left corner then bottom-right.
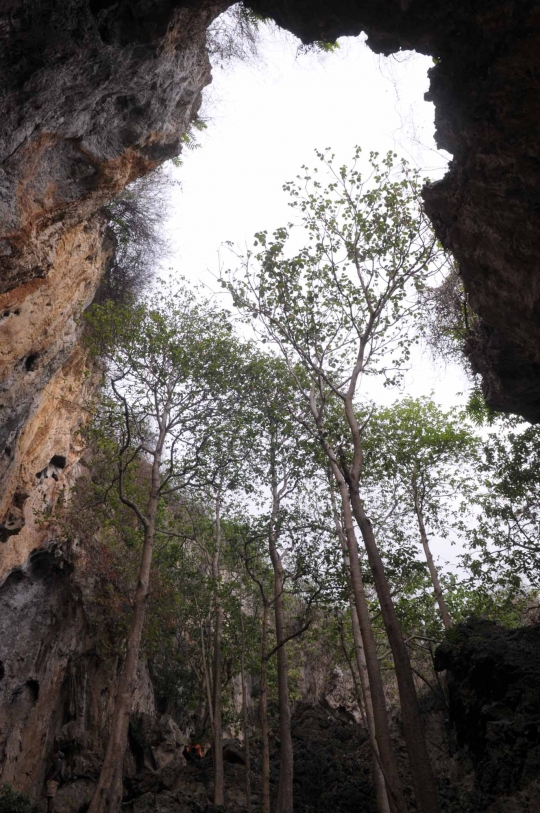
[[289, 702, 375, 813], [0, 0, 224, 295], [0, 0, 227, 569], [435, 620, 540, 811], [124, 701, 376, 813], [0, 540, 185, 806], [0, 235, 106, 577]]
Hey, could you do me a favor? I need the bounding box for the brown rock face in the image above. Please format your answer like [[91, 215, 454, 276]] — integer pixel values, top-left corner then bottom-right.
[[0, 1, 225, 294], [0, 0, 228, 567], [0, 222, 108, 565]]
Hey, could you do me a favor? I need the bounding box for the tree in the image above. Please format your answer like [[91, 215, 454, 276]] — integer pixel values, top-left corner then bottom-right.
[[95, 168, 175, 305], [181, 354, 274, 810], [86, 287, 244, 813], [420, 260, 471, 365], [206, 4, 264, 66], [239, 500, 327, 813], [223, 147, 445, 813], [184, 418, 260, 807], [173, 491, 229, 805], [362, 397, 479, 629], [327, 478, 393, 813], [236, 356, 327, 813], [464, 419, 540, 592], [239, 602, 253, 813]]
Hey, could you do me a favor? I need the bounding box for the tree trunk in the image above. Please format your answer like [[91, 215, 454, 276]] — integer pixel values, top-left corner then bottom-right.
[[240, 613, 252, 813], [269, 527, 294, 813], [212, 497, 225, 806], [89, 448, 163, 813], [260, 602, 271, 813], [349, 487, 439, 813], [349, 600, 392, 813], [200, 620, 214, 736], [412, 484, 452, 630], [341, 601, 392, 813], [267, 440, 294, 813], [329, 480, 394, 813], [333, 478, 406, 813]]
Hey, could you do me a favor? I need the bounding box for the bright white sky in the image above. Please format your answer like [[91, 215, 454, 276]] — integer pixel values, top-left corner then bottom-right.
[[164, 19, 469, 412], [156, 16, 484, 572]]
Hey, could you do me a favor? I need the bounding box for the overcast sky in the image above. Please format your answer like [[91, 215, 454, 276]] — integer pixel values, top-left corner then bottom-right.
[[164, 19, 469, 411], [157, 17, 481, 570]]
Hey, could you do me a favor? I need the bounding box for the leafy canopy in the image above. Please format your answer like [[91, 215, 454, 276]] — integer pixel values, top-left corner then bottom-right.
[[221, 147, 446, 451]]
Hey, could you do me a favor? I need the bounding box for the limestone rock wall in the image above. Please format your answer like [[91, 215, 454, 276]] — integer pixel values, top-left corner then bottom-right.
[[0, 0, 224, 295], [0, 221, 108, 576], [0, 0, 228, 574], [0, 542, 157, 798], [435, 620, 540, 812]]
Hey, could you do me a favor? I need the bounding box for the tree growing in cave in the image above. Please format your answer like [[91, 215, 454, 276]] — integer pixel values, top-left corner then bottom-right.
[[326, 476, 393, 813], [181, 420, 263, 807], [85, 287, 246, 813], [95, 168, 175, 306], [464, 418, 540, 593], [234, 355, 329, 813], [222, 147, 445, 813], [361, 397, 479, 629]]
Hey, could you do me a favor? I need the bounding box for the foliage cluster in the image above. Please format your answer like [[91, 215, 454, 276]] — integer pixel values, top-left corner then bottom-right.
[[64, 146, 540, 813], [95, 168, 175, 306], [78, 148, 539, 726]]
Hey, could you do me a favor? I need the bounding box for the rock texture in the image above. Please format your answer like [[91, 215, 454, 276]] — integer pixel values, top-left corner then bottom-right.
[[289, 702, 375, 813], [0, 0, 224, 294], [0, 543, 147, 789], [435, 620, 540, 811], [0, 539, 189, 809], [0, 228, 106, 576], [0, 0, 227, 570]]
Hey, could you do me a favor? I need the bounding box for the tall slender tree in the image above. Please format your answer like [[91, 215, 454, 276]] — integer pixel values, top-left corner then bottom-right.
[[85, 288, 245, 813], [361, 397, 478, 629], [236, 355, 328, 813], [328, 480, 394, 813], [223, 148, 445, 813]]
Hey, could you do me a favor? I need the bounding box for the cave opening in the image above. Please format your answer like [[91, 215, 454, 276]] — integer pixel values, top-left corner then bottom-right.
[[165, 19, 462, 409], [26, 679, 40, 703], [24, 352, 40, 372], [0, 5, 538, 811]]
